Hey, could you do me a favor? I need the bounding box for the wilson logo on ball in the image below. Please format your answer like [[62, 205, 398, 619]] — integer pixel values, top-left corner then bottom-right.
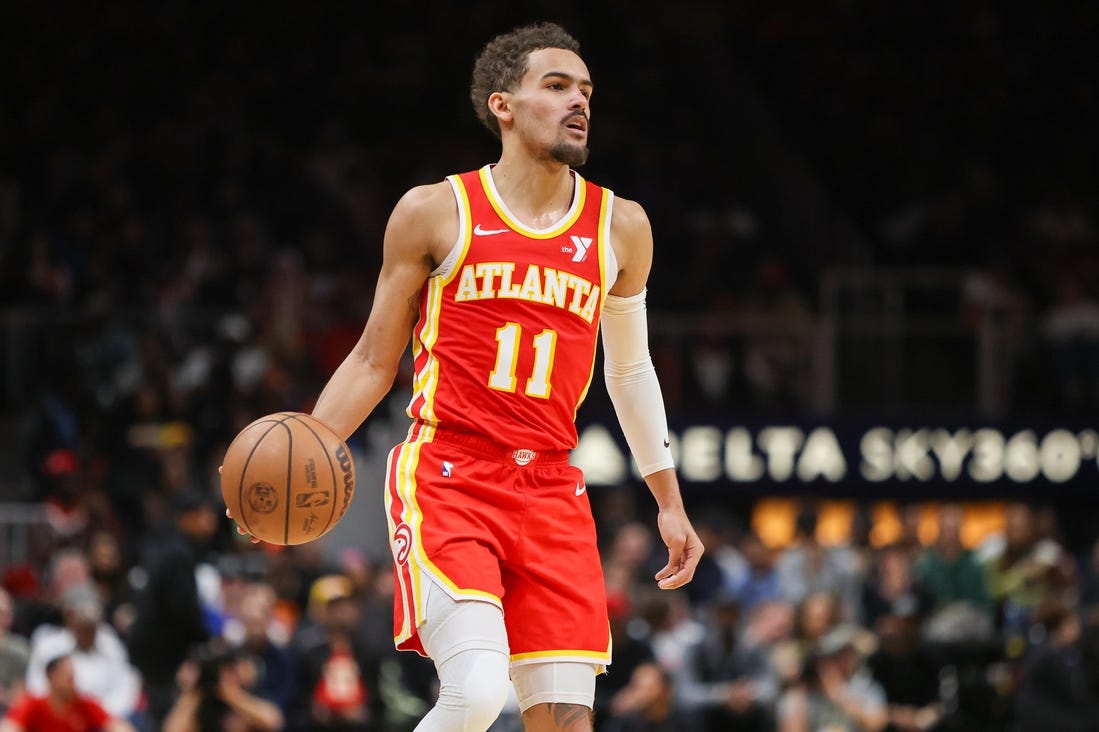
[[247, 482, 279, 514], [393, 523, 413, 565], [335, 444, 354, 515]]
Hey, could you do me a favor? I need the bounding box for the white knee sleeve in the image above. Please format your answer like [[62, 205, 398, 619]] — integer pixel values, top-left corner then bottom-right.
[[414, 577, 511, 732], [415, 649, 510, 732]]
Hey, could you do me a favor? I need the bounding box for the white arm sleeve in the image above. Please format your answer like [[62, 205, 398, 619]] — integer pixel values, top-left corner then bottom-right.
[[600, 288, 675, 476]]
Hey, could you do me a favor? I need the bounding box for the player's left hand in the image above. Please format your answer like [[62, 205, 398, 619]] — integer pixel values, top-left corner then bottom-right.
[[219, 465, 261, 544], [654, 506, 704, 589]]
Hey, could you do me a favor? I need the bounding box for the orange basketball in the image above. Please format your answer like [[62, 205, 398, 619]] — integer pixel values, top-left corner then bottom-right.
[[220, 412, 355, 545]]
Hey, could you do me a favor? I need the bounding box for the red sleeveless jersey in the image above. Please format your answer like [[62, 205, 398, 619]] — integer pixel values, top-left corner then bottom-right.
[[405, 165, 614, 451]]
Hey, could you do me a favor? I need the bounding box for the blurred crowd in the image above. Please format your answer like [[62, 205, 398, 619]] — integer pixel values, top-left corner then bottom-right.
[[2, 1, 1099, 731], [5, 490, 1099, 731], [1, 1, 1097, 417]]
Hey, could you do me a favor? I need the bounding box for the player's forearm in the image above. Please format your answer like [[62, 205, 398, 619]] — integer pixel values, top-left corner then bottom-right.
[[312, 347, 400, 441], [643, 468, 684, 511]]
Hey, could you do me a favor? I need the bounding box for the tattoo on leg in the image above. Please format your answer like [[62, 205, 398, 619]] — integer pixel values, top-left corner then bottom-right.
[[547, 703, 591, 729]]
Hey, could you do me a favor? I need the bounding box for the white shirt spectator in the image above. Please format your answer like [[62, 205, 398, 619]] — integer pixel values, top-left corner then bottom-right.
[[25, 599, 142, 719]]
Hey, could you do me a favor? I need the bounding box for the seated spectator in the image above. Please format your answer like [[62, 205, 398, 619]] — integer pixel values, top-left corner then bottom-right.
[[983, 502, 1071, 637], [860, 543, 932, 630], [674, 592, 774, 732], [687, 509, 748, 608], [732, 530, 782, 614], [603, 662, 701, 732], [777, 625, 887, 732], [0, 589, 29, 715], [1012, 598, 1099, 732], [162, 638, 283, 732], [225, 583, 296, 715], [866, 614, 943, 732], [594, 591, 654, 732], [771, 592, 844, 688], [913, 504, 990, 613], [289, 575, 374, 732], [1, 654, 136, 732], [777, 503, 861, 619], [24, 584, 141, 723]]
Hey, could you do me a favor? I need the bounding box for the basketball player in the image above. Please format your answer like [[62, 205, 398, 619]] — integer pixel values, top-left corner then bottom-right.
[[230, 22, 703, 732]]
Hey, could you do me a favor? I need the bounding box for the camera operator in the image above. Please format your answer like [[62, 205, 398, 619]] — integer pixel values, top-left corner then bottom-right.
[[163, 639, 283, 732]]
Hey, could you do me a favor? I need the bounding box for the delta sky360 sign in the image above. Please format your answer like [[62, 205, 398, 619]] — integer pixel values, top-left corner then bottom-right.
[[571, 421, 1099, 491]]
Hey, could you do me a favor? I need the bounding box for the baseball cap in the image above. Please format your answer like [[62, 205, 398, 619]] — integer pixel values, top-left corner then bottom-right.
[[309, 575, 354, 607]]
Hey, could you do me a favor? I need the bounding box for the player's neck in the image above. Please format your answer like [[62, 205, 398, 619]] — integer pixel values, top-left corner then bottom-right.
[[489, 153, 574, 226]]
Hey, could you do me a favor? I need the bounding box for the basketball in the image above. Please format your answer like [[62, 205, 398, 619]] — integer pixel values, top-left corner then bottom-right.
[[220, 412, 356, 545]]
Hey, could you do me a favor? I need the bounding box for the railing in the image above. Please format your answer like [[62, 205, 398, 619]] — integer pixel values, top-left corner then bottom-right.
[[0, 503, 49, 568], [0, 266, 1018, 417]]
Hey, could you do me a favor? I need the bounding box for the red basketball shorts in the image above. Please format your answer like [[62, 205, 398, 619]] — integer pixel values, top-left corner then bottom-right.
[[385, 421, 611, 669]]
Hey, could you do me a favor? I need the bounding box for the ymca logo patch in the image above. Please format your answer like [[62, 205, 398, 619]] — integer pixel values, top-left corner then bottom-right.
[[569, 235, 593, 262]]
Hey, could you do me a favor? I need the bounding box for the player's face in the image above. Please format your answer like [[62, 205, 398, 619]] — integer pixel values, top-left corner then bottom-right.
[[511, 47, 592, 167]]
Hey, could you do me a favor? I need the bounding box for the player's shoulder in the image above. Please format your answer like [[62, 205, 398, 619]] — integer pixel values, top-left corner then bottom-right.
[[609, 194, 652, 240], [392, 180, 455, 219]]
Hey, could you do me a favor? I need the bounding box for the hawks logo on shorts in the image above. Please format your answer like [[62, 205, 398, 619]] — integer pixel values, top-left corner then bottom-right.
[[392, 523, 413, 566]]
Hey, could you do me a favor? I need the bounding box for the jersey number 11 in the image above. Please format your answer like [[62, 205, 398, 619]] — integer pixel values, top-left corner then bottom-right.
[[488, 323, 557, 399]]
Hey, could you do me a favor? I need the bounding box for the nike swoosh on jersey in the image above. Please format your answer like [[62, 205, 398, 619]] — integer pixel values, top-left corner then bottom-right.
[[575, 482, 587, 496], [473, 224, 510, 236]]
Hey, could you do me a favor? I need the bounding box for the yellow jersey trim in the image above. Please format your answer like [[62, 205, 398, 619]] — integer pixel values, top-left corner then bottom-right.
[[478, 165, 586, 240]]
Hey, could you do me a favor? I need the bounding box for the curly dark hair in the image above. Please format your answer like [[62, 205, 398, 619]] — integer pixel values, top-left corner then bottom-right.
[[469, 22, 581, 139]]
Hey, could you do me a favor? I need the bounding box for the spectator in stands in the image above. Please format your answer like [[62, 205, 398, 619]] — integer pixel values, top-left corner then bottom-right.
[[162, 638, 284, 732], [770, 592, 845, 689], [860, 543, 932, 630], [594, 591, 654, 732], [915, 504, 990, 612], [776, 625, 887, 732], [603, 662, 700, 732], [740, 258, 813, 408], [866, 613, 943, 732], [1040, 272, 1099, 407], [638, 590, 705, 682], [289, 575, 374, 732], [0, 589, 29, 715], [731, 530, 782, 614], [983, 502, 1068, 636], [24, 583, 141, 723], [127, 490, 219, 727], [915, 503, 994, 644], [1012, 598, 1099, 732], [1079, 537, 1099, 625], [227, 583, 296, 715], [687, 509, 748, 607], [16, 549, 91, 635], [777, 503, 861, 619], [1, 654, 136, 732], [675, 591, 774, 731], [85, 530, 133, 634]]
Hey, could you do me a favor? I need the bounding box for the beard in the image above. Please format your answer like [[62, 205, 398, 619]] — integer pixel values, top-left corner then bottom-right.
[[549, 140, 589, 167]]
